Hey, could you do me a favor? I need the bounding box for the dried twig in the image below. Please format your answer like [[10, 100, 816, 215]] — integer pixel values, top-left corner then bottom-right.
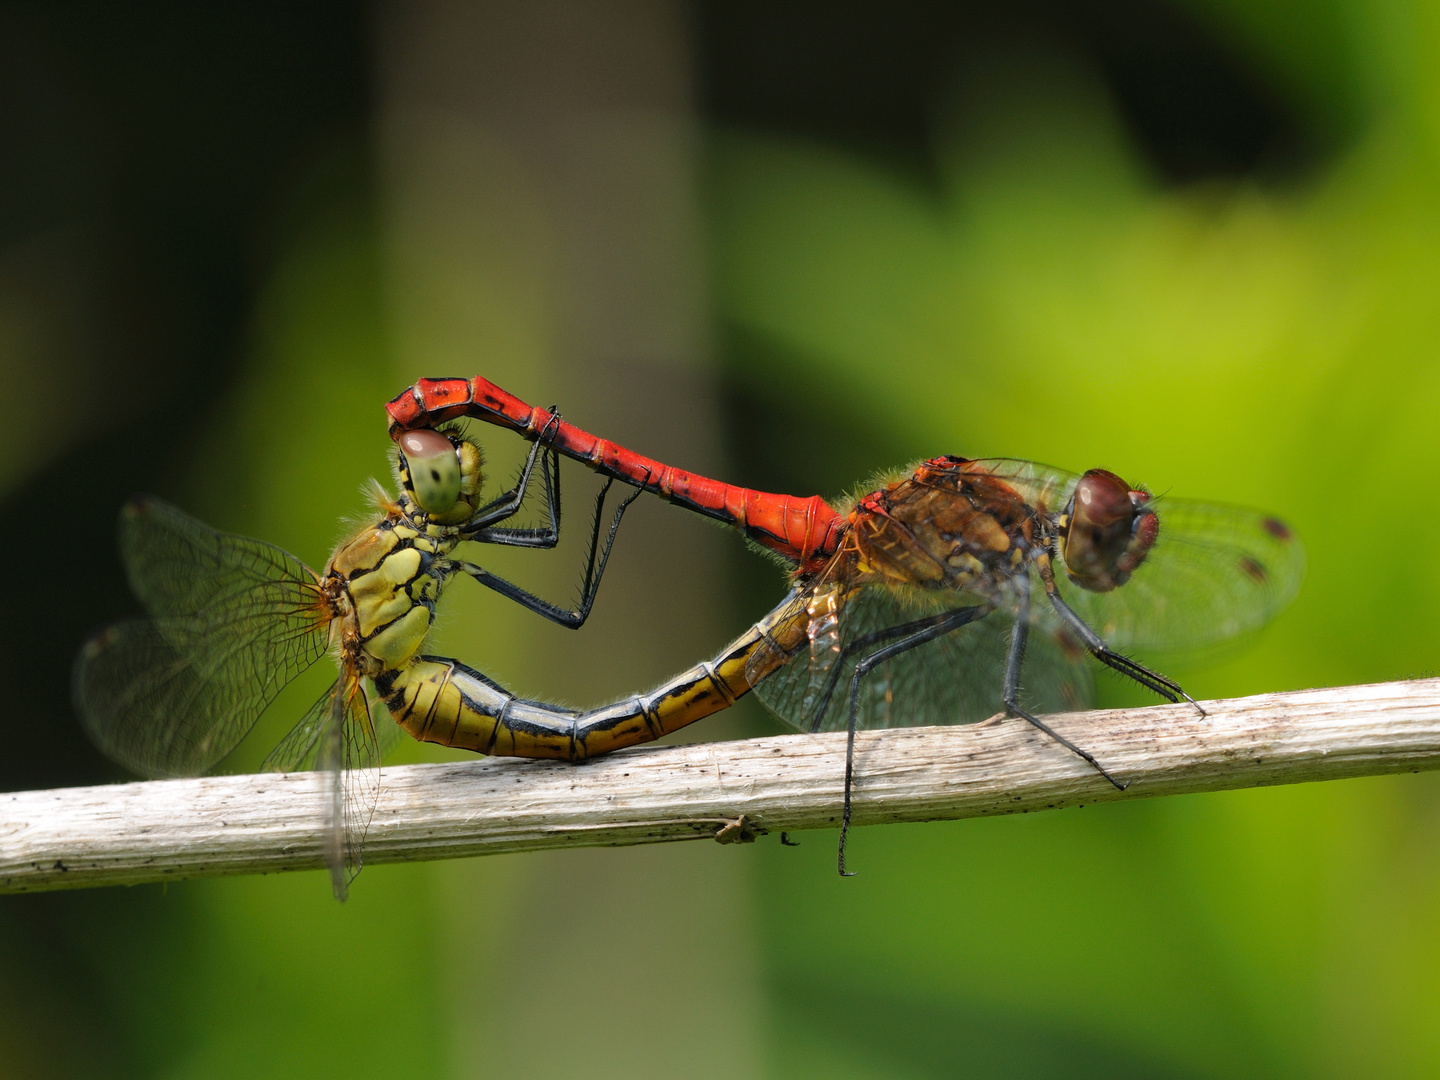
[[5, 678, 1439, 893]]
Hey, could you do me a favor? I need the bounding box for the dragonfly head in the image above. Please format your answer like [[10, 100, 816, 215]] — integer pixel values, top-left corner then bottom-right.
[[1058, 469, 1158, 592], [395, 428, 483, 525]]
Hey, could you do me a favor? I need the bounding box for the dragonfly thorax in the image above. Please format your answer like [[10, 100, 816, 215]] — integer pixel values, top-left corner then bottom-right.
[[326, 515, 457, 679], [824, 458, 1041, 601]]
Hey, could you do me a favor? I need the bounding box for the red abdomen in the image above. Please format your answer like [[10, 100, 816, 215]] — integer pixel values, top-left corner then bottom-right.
[[387, 376, 844, 566]]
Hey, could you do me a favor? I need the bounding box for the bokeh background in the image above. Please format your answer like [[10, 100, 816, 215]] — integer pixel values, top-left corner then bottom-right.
[[3, 1, 1439, 1076]]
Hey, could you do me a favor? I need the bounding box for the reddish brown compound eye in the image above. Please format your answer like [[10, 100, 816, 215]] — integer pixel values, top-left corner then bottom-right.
[[397, 429, 462, 513], [1061, 469, 1158, 592]]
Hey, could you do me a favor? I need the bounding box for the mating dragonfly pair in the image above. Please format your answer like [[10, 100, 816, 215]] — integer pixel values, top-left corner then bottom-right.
[[74, 376, 1303, 896]]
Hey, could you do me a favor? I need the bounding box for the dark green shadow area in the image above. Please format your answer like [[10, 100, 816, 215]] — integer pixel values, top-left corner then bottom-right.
[[772, 974, 1207, 1080]]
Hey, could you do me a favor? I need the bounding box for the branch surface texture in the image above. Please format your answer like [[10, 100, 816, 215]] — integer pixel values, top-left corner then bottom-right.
[[5, 679, 1438, 893]]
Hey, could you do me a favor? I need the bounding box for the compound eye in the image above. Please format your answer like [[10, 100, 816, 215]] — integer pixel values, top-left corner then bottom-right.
[[1062, 469, 1152, 592], [398, 429, 462, 514]]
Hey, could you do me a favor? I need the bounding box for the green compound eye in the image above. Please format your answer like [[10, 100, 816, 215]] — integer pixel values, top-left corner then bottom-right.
[[398, 429, 462, 514]]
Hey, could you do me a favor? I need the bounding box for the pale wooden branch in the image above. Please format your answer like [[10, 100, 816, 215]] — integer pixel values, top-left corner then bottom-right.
[[5, 678, 1440, 894]]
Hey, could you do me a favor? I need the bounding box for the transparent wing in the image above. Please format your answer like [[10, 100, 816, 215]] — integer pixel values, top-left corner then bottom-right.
[[335, 677, 381, 901], [262, 683, 334, 774], [73, 499, 331, 778], [1059, 500, 1305, 651], [962, 457, 1082, 516], [74, 611, 321, 777], [263, 680, 406, 773], [121, 497, 324, 622], [370, 695, 408, 763], [750, 584, 1092, 733], [264, 675, 380, 901], [960, 461, 1304, 650]]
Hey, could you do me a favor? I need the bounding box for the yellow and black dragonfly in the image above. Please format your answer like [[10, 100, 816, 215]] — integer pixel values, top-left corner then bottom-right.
[[73, 423, 639, 897]]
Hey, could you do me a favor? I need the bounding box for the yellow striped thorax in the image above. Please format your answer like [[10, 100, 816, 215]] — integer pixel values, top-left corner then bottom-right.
[[325, 515, 458, 679], [322, 430, 488, 681]]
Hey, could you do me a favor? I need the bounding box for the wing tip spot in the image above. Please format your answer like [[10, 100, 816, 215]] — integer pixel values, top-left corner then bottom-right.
[[1262, 517, 1293, 541], [1238, 556, 1269, 584]]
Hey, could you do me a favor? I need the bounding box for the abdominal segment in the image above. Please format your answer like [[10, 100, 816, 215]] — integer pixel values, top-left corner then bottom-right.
[[373, 598, 805, 760]]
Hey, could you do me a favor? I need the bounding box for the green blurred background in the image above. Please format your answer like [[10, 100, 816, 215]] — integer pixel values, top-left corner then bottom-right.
[[2, 1, 1438, 1076]]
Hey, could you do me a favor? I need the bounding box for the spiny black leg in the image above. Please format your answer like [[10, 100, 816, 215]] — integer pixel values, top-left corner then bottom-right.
[[1001, 601, 1128, 790], [464, 416, 563, 532], [1006, 700, 1129, 790], [807, 606, 990, 733], [835, 605, 989, 877], [1046, 590, 1203, 714], [454, 470, 643, 629], [1095, 650, 1198, 711], [561, 469, 647, 623], [576, 479, 627, 609], [472, 526, 560, 548], [469, 445, 564, 547]]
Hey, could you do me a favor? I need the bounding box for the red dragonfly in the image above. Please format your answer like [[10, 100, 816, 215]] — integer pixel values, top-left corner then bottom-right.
[[388, 377, 1304, 872]]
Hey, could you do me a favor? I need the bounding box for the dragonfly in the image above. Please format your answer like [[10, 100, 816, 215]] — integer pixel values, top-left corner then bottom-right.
[[73, 421, 643, 898], [388, 376, 1304, 872]]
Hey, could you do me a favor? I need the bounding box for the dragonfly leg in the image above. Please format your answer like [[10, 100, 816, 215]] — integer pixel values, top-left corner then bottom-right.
[[1044, 590, 1203, 715], [836, 605, 990, 877], [1001, 595, 1128, 791], [806, 606, 991, 733], [466, 445, 567, 548], [453, 475, 643, 629], [463, 425, 563, 536]]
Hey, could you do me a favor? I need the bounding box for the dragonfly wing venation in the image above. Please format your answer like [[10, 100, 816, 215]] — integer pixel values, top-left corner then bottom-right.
[[962, 458, 1082, 515], [75, 617, 300, 777], [1059, 500, 1305, 652], [262, 680, 334, 774], [321, 678, 381, 901], [958, 465, 1305, 653], [121, 497, 323, 617], [341, 682, 382, 896], [73, 499, 333, 778], [259, 675, 380, 901], [751, 584, 1092, 734], [369, 694, 407, 763]]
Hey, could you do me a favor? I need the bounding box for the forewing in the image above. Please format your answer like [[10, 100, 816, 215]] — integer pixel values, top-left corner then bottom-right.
[[751, 585, 1092, 733], [1059, 500, 1304, 652], [962, 458, 1082, 516], [74, 499, 331, 777], [121, 498, 326, 669]]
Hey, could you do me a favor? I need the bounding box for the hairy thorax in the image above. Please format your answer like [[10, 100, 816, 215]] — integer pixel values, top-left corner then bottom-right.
[[830, 458, 1041, 598], [324, 513, 456, 680]]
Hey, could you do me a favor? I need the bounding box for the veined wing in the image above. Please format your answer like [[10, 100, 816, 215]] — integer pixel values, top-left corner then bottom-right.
[[121, 497, 323, 622], [962, 461, 1304, 650], [959, 458, 1082, 516], [1058, 500, 1304, 652], [73, 498, 332, 777], [265, 673, 380, 900], [748, 584, 1092, 734]]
